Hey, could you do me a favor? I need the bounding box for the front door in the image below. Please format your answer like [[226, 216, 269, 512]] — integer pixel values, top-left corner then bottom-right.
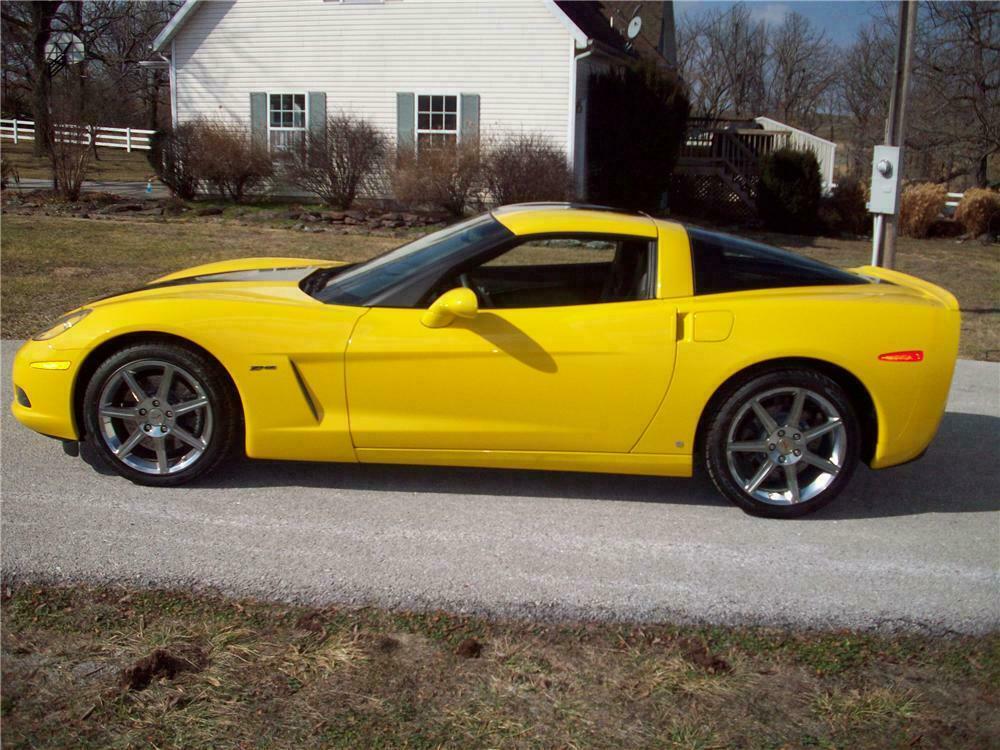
[[345, 235, 677, 453]]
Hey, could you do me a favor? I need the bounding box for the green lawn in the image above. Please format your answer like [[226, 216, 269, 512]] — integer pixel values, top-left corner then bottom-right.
[[0, 215, 398, 339], [2, 140, 155, 182], [2, 585, 997, 750], [2, 213, 996, 359]]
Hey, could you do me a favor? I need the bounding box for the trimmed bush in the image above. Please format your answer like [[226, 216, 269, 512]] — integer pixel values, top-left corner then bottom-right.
[[954, 188, 1000, 237], [821, 176, 869, 236], [586, 61, 689, 212], [193, 121, 273, 203], [147, 124, 201, 201], [757, 147, 822, 234], [899, 183, 946, 238], [482, 133, 572, 205], [392, 141, 481, 217], [286, 115, 388, 209]]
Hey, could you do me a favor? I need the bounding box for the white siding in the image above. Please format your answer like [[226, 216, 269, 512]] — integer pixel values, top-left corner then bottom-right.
[[754, 116, 838, 192], [172, 0, 575, 153]]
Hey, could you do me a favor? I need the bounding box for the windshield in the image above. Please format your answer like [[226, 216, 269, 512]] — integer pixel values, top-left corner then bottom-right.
[[311, 213, 508, 306]]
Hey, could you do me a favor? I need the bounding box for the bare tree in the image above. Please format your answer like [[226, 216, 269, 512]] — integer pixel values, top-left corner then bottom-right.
[[838, 2, 998, 187], [81, 1, 179, 129], [912, 1, 999, 187], [2, 1, 63, 155], [833, 23, 893, 175], [676, 13, 730, 118], [676, 4, 770, 120], [766, 11, 838, 131], [1, 0, 179, 143]]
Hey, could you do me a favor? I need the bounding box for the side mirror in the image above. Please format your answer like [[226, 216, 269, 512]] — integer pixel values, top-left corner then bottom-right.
[[421, 287, 479, 328]]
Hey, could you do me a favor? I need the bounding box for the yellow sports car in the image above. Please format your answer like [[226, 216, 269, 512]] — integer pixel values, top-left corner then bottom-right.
[[11, 204, 960, 517]]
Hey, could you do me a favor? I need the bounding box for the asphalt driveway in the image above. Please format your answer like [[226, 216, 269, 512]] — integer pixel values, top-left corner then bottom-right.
[[2, 339, 998, 633]]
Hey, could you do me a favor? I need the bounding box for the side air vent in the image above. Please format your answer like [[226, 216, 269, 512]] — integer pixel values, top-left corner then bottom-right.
[[288, 359, 322, 423], [15, 386, 31, 408]]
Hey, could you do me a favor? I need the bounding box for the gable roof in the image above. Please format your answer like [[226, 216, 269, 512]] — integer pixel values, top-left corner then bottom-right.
[[152, 0, 626, 54], [552, 1, 631, 56], [152, 0, 199, 52]]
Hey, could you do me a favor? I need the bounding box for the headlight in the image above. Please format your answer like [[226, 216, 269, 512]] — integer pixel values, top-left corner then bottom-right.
[[32, 309, 91, 341]]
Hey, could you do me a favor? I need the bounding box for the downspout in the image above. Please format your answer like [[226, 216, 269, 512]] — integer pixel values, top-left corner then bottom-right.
[[572, 46, 594, 199], [167, 43, 178, 129]]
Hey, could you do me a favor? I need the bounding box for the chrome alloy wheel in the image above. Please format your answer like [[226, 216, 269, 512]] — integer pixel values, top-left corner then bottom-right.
[[725, 387, 847, 506], [97, 359, 213, 476]]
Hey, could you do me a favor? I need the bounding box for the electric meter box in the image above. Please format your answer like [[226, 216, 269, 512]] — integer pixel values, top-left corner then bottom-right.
[[869, 145, 901, 215]]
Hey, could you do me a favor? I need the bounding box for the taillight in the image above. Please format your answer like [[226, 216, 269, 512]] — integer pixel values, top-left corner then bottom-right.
[[878, 350, 924, 362]]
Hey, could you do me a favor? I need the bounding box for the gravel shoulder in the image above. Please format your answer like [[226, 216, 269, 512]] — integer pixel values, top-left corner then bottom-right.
[[2, 339, 998, 633]]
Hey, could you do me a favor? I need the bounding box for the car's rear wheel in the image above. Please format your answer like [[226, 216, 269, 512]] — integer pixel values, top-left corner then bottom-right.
[[82, 342, 241, 486], [703, 369, 860, 518]]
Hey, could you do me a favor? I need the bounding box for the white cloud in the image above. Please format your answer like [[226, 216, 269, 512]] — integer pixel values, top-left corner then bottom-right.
[[748, 2, 792, 25]]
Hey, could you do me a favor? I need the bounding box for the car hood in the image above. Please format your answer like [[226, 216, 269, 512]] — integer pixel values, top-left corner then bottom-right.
[[149, 256, 344, 284], [88, 257, 346, 308]]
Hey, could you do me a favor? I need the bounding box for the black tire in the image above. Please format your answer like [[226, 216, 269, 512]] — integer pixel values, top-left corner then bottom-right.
[[703, 368, 860, 518], [82, 342, 242, 486]]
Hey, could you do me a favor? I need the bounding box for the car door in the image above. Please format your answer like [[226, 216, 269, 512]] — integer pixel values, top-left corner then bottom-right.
[[344, 234, 677, 454]]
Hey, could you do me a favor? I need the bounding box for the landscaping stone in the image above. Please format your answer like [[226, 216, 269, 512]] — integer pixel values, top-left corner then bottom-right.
[[104, 202, 145, 213]]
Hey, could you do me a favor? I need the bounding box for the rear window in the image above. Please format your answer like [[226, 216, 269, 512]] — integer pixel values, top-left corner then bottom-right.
[[688, 228, 867, 295]]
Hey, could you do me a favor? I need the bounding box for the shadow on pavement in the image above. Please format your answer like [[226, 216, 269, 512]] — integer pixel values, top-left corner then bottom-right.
[[180, 411, 1000, 520]]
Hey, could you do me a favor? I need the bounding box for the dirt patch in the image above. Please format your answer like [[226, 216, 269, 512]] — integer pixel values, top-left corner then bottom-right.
[[372, 635, 401, 654], [455, 638, 483, 659], [677, 637, 732, 673], [294, 611, 327, 634], [118, 645, 208, 691]]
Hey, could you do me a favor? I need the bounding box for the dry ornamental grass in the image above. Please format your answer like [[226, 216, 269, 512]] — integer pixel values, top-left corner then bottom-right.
[[954, 188, 1000, 237], [899, 183, 947, 238]]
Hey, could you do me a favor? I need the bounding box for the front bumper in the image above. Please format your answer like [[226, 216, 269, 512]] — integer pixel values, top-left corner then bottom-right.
[[10, 339, 82, 440]]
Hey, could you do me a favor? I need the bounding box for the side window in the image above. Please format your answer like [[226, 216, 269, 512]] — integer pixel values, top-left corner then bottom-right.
[[416, 95, 458, 151], [689, 228, 867, 295], [458, 235, 653, 309], [268, 93, 307, 152], [484, 238, 617, 267]]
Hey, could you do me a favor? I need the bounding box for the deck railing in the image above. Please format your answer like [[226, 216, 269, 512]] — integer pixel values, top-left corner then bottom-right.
[[679, 116, 837, 192]]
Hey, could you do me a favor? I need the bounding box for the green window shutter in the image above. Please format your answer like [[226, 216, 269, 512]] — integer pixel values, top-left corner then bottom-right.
[[250, 92, 267, 149], [460, 94, 480, 145], [308, 92, 327, 143], [396, 92, 415, 156]]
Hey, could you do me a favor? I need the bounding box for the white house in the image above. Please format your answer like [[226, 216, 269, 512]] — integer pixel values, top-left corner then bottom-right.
[[152, 0, 670, 195]]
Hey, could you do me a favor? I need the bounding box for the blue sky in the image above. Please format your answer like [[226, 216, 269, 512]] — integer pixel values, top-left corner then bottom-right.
[[674, 1, 881, 47]]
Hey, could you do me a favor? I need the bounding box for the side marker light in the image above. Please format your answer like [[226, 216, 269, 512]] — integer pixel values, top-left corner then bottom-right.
[[878, 351, 924, 362]]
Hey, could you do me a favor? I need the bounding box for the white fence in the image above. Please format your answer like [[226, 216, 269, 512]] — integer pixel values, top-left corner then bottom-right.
[[944, 192, 964, 216], [754, 116, 838, 192], [0, 118, 154, 152]]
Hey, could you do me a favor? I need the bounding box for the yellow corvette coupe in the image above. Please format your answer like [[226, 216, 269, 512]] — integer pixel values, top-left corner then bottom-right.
[[12, 204, 959, 517]]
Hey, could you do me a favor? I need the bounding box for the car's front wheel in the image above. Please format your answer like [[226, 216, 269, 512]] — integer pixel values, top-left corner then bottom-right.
[[703, 369, 860, 518], [82, 342, 241, 486]]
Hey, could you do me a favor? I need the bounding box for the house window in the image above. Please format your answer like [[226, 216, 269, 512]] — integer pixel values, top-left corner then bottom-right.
[[416, 95, 458, 150], [268, 93, 306, 151]]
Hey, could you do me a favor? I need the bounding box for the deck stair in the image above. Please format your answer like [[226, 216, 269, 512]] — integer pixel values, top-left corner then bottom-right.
[[672, 118, 790, 218]]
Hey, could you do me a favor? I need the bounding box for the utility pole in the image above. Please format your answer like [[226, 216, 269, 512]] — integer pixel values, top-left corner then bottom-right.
[[871, 0, 917, 269]]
